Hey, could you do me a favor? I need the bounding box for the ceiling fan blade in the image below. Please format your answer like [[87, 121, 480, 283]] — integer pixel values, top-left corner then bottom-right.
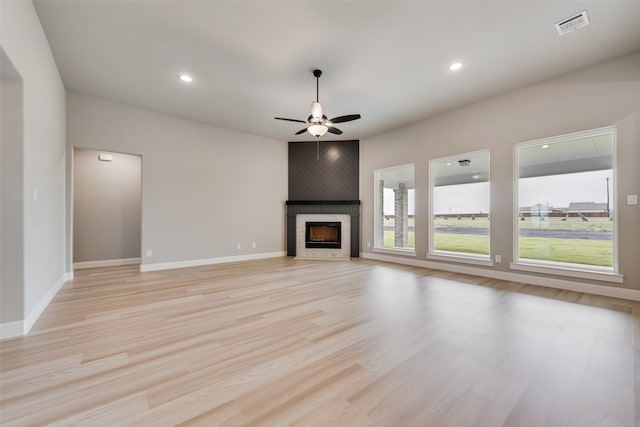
[[295, 128, 308, 135], [327, 127, 343, 135], [328, 114, 361, 124], [275, 117, 307, 124]]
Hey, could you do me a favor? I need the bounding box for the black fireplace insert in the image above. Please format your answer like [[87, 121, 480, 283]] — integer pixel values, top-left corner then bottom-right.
[[305, 222, 341, 249]]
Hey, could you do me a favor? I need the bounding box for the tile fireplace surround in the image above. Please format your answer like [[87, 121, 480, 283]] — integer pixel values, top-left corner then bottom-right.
[[295, 214, 351, 260], [286, 201, 360, 258]]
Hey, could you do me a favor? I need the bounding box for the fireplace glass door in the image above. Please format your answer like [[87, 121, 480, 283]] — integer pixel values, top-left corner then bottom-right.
[[305, 222, 341, 249]]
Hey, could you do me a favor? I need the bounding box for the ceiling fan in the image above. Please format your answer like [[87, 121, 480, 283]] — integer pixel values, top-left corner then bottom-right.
[[275, 69, 361, 137]]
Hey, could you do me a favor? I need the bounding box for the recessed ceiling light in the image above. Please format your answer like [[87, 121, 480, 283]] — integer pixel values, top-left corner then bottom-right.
[[179, 74, 193, 83], [449, 62, 463, 71], [542, 144, 549, 149], [446, 161, 452, 166]]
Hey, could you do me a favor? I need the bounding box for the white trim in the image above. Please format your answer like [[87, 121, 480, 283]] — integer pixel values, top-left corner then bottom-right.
[[427, 251, 493, 267], [24, 273, 68, 334], [373, 247, 417, 257], [361, 252, 640, 301], [74, 257, 141, 269], [429, 149, 491, 257], [0, 321, 24, 340], [513, 125, 619, 274], [513, 144, 520, 267], [373, 163, 415, 251], [510, 261, 623, 283], [65, 271, 74, 281], [612, 128, 619, 272], [140, 251, 286, 272], [515, 125, 617, 150]]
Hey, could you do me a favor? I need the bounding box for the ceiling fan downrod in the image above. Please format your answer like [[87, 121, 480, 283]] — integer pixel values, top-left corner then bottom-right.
[[313, 69, 322, 103]]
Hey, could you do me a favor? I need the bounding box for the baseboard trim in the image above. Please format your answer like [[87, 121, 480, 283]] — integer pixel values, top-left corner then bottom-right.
[[0, 320, 24, 340], [140, 252, 286, 272], [361, 252, 640, 302], [24, 273, 68, 334], [74, 258, 141, 269]]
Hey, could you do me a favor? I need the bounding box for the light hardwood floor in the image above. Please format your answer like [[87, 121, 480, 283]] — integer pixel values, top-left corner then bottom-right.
[[1, 258, 638, 426]]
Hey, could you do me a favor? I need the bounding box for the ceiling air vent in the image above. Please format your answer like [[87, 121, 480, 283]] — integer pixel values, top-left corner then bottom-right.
[[555, 10, 590, 36]]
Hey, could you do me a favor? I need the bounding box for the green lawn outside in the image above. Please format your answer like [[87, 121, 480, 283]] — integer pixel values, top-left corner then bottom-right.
[[433, 216, 612, 232], [433, 234, 489, 255], [383, 231, 415, 249], [383, 216, 613, 266], [519, 237, 612, 267], [431, 233, 612, 267]]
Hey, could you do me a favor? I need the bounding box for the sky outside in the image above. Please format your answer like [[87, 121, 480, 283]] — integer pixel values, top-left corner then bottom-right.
[[519, 169, 613, 208]]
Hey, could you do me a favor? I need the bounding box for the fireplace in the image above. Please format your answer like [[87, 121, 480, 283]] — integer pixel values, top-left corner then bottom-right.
[[286, 201, 360, 258], [305, 222, 341, 249]]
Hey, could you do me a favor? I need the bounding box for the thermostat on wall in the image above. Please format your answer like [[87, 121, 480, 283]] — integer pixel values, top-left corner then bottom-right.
[[98, 153, 113, 162]]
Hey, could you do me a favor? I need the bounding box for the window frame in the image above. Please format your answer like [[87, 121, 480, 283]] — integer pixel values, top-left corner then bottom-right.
[[428, 149, 492, 266], [373, 163, 416, 256], [511, 126, 622, 282]]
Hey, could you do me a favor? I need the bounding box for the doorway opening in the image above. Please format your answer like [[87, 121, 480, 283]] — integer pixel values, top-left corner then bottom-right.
[[72, 148, 142, 269]]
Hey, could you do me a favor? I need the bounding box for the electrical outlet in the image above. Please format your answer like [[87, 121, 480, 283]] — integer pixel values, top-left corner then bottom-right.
[[237, 244, 241, 250], [252, 242, 256, 249], [495, 255, 502, 263], [146, 250, 152, 257], [367, 242, 371, 248]]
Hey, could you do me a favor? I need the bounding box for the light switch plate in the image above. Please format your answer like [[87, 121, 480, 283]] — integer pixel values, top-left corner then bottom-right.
[[628, 194, 638, 205]]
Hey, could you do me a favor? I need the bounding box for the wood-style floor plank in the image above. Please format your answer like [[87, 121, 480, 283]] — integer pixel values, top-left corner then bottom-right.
[[1, 258, 638, 426]]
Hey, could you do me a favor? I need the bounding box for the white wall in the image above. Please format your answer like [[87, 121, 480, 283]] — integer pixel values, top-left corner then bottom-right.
[[1, 77, 24, 325], [73, 148, 141, 264], [361, 51, 640, 291], [67, 93, 288, 269], [0, 1, 67, 335]]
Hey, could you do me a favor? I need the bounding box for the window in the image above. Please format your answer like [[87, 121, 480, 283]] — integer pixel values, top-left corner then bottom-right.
[[374, 164, 415, 253], [515, 127, 616, 273], [429, 150, 490, 261]]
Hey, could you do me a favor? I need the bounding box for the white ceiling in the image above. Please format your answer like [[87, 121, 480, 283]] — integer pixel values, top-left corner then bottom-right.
[[33, 1, 640, 142]]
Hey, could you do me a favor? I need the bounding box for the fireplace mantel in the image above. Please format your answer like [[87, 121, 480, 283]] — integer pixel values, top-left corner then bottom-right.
[[286, 200, 360, 206], [286, 201, 360, 257]]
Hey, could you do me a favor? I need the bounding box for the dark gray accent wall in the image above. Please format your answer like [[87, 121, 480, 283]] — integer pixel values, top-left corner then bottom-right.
[[288, 140, 359, 201]]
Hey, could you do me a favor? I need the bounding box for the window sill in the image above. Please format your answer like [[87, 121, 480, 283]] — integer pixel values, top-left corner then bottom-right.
[[373, 247, 417, 257], [510, 260, 623, 283], [427, 251, 493, 267]]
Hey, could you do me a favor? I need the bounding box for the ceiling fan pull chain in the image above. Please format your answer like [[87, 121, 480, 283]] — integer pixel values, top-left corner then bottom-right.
[[316, 137, 320, 160]]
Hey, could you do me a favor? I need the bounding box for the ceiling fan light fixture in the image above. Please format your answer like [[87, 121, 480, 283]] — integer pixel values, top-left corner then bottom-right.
[[274, 69, 361, 139], [310, 101, 323, 119], [308, 124, 328, 137]]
